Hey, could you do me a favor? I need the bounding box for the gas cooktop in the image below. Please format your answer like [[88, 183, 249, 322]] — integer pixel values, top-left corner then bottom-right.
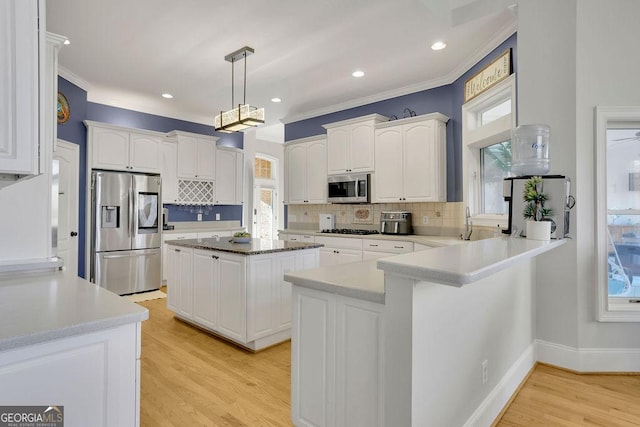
[[320, 229, 380, 235]]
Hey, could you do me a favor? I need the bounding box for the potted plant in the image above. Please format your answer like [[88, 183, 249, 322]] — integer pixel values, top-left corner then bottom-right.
[[522, 176, 553, 240]]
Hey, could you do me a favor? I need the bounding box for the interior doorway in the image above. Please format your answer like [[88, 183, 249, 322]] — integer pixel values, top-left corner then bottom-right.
[[53, 139, 79, 276], [252, 155, 278, 239]]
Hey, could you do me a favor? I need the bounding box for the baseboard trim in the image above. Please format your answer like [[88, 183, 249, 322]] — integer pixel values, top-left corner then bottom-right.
[[463, 344, 536, 427], [536, 339, 640, 372]]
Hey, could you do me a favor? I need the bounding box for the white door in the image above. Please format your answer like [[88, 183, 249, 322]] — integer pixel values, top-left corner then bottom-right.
[[253, 186, 277, 240], [53, 139, 79, 276]]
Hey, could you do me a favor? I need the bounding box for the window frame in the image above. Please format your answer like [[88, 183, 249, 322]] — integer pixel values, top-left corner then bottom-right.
[[595, 106, 640, 321], [462, 74, 516, 228]]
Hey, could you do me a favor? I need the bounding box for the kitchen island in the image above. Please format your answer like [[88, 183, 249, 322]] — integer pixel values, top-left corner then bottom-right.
[[284, 236, 565, 427], [165, 237, 321, 351], [0, 271, 148, 426]]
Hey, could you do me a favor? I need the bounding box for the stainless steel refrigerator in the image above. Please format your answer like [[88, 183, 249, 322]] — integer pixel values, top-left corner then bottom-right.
[[90, 170, 162, 295]]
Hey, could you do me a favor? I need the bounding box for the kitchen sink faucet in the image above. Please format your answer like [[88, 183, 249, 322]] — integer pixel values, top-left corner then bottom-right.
[[462, 206, 473, 240]]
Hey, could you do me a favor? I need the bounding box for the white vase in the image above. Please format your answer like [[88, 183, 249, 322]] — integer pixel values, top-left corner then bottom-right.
[[526, 220, 551, 241]]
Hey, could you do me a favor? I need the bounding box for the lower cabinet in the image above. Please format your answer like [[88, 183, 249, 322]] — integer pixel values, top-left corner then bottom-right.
[[0, 322, 142, 427], [292, 286, 384, 427], [166, 244, 319, 350], [315, 236, 363, 267]]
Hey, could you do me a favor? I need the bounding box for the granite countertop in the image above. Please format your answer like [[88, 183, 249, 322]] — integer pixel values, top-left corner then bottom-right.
[[163, 221, 243, 234], [377, 236, 566, 286], [279, 228, 463, 247], [165, 237, 323, 255], [284, 260, 385, 304], [0, 271, 149, 351]]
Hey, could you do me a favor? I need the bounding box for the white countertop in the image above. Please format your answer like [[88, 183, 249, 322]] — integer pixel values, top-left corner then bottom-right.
[[0, 271, 149, 351], [284, 237, 566, 302], [377, 236, 566, 286], [284, 260, 385, 304], [279, 228, 463, 247]]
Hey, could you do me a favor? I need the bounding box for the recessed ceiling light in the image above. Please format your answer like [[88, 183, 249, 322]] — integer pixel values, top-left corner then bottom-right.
[[162, 93, 173, 99], [352, 70, 365, 78], [63, 39, 70, 45], [271, 97, 281, 103], [431, 41, 446, 51]]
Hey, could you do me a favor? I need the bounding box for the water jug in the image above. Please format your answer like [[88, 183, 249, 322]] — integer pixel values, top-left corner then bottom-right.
[[510, 124, 550, 175]]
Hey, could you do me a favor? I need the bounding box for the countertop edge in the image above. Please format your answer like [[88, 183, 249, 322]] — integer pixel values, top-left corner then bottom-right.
[[285, 272, 385, 304], [166, 239, 323, 255], [377, 238, 566, 286], [278, 229, 463, 247]]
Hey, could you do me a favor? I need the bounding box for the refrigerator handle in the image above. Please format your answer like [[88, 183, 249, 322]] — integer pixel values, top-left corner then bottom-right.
[[130, 183, 136, 239]]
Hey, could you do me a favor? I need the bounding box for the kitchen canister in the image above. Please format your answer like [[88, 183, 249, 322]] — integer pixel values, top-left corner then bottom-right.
[[510, 124, 550, 176]]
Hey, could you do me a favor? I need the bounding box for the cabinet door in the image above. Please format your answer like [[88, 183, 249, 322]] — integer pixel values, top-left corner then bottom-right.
[[362, 250, 394, 261], [161, 141, 178, 204], [276, 253, 297, 331], [0, 0, 41, 176], [319, 247, 338, 267], [215, 149, 243, 204], [327, 127, 349, 175], [129, 132, 161, 173], [306, 139, 327, 203], [349, 122, 375, 173], [91, 127, 130, 171], [193, 249, 217, 329], [195, 138, 215, 179], [177, 248, 194, 319], [287, 144, 307, 204], [217, 254, 246, 342], [166, 246, 179, 312], [373, 127, 404, 202], [291, 286, 336, 427], [335, 297, 385, 427], [176, 135, 197, 178], [404, 121, 440, 202], [247, 256, 275, 341]]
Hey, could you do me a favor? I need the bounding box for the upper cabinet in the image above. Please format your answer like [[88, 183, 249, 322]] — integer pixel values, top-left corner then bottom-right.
[[168, 131, 218, 180], [215, 147, 244, 205], [86, 121, 163, 173], [285, 136, 327, 204], [322, 114, 388, 175], [373, 113, 449, 203], [0, 0, 45, 186], [161, 138, 178, 204]]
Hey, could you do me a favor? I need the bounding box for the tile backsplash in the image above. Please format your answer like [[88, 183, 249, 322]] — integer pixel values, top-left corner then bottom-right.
[[287, 202, 472, 237]]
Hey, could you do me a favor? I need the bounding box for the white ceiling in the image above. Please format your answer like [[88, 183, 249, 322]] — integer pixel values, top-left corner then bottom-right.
[[46, 0, 517, 130]]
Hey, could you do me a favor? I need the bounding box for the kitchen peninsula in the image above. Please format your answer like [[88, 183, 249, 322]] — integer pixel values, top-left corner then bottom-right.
[[165, 237, 321, 351], [285, 236, 565, 426], [0, 270, 148, 426]]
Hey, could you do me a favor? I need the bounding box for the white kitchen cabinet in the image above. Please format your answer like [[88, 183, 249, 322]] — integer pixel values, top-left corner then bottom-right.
[[162, 232, 197, 285], [286, 136, 327, 204], [0, 0, 44, 185], [281, 233, 315, 243], [413, 242, 434, 251], [86, 122, 163, 173], [374, 113, 449, 203], [161, 139, 178, 204], [215, 146, 244, 205], [168, 131, 218, 180], [292, 286, 384, 427], [166, 243, 319, 350], [315, 236, 363, 267], [323, 114, 389, 175], [362, 239, 413, 260], [0, 322, 142, 427]]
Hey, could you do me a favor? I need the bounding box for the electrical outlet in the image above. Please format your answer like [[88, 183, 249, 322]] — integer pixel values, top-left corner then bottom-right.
[[422, 215, 429, 224], [197, 213, 203, 221], [215, 213, 220, 221], [481, 360, 489, 385]]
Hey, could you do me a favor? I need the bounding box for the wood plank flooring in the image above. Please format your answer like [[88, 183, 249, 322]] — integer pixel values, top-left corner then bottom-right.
[[137, 297, 640, 427]]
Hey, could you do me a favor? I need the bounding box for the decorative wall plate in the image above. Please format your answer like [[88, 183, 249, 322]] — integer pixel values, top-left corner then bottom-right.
[[57, 91, 70, 124], [353, 207, 373, 224]]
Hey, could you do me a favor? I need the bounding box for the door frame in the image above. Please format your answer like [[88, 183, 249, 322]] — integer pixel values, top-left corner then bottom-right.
[[53, 139, 80, 276]]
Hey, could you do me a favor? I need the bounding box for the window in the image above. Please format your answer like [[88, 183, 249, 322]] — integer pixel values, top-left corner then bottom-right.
[[253, 155, 278, 240], [596, 106, 640, 321], [254, 157, 273, 180], [462, 74, 516, 227]]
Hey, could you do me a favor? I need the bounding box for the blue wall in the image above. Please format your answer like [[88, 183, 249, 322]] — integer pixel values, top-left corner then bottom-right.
[[56, 77, 245, 277], [284, 33, 517, 202]]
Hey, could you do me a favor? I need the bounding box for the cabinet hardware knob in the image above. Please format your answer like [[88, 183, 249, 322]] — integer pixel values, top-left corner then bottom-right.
[[70, 231, 78, 237], [175, 249, 181, 253]]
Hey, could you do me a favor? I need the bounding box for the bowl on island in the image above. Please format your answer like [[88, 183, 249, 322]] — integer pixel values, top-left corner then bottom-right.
[[232, 232, 251, 243]]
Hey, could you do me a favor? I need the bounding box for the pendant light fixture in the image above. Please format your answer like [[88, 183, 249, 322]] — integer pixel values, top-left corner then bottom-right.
[[214, 46, 265, 133]]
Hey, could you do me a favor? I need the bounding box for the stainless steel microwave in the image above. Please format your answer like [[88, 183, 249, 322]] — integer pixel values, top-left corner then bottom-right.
[[327, 173, 370, 203]]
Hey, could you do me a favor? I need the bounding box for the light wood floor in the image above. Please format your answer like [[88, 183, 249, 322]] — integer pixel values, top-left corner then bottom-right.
[[138, 297, 640, 427]]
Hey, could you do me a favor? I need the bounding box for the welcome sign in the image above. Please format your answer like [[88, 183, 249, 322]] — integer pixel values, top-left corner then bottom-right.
[[464, 48, 512, 103]]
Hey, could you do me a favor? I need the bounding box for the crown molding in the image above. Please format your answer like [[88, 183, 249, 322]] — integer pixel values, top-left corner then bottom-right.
[[58, 65, 91, 92]]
